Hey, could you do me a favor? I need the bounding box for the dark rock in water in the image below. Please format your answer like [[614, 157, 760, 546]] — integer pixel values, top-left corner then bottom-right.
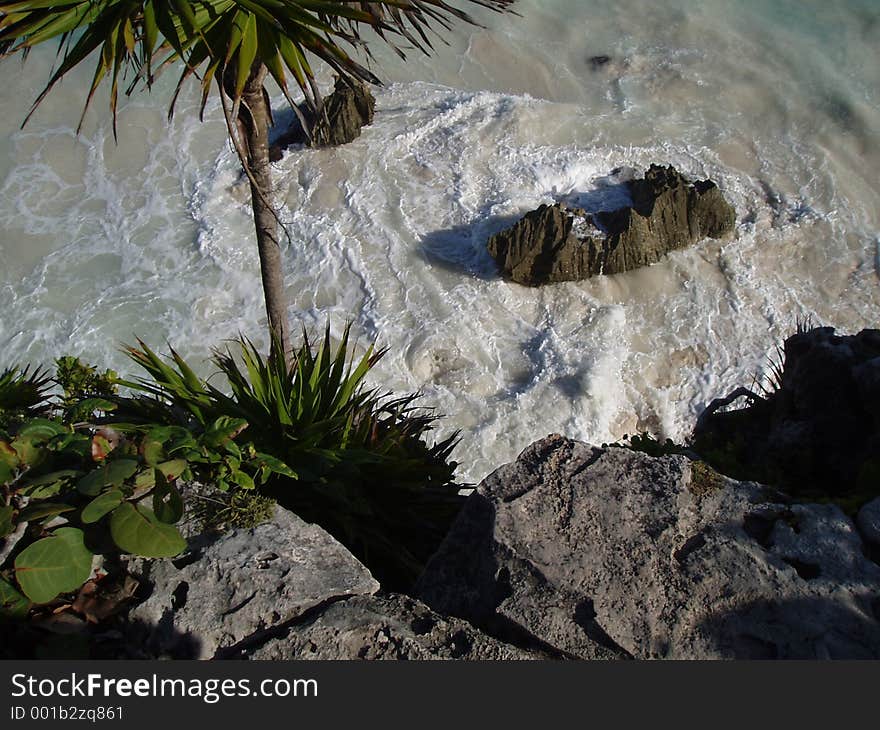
[[486, 164, 736, 286], [269, 77, 375, 160], [417, 435, 880, 659], [693, 327, 880, 501], [589, 54, 612, 70], [311, 76, 376, 148]]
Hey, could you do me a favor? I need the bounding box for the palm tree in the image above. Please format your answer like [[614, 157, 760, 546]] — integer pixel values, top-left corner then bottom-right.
[[0, 0, 516, 362]]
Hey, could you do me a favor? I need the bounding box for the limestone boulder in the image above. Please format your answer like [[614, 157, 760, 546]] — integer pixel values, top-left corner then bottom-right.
[[417, 436, 880, 659]]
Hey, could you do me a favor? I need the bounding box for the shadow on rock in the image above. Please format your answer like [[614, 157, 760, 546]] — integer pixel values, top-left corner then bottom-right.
[[696, 594, 880, 659]]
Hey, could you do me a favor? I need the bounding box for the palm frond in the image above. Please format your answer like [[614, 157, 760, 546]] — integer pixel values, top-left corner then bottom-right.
[[0, 0, 516, 132]]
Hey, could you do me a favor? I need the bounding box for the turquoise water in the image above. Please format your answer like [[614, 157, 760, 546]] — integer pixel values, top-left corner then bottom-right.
[[0, 0, 878, 481]]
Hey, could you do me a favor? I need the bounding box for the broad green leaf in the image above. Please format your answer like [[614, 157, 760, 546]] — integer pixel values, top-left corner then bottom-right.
[[231, 470, 254, 490], [20, 480, 65, 500], [18, 469, 80, 497], [144, 425, 181, 444], [81, 489, 123, 524], [156, 458, 187, 480], [17, 503, 75, 523], [252, 452, 297, 479], [76, 458, 138, 495], [134, 468, 156, 492], [0, 461, 14, 485], [141, 436, 165, 466], [46, 432, 91, 457], [0, 440, 18, 470], [13, 527, 93, 604], [0, 577, 30, 619], [166, 430, 198, 454], [17, 419, 66, 443], [203, 416, 248, 448], [12, 437, 43, 468], [71, 397, 117, 414], [110, 502, 185, 557]]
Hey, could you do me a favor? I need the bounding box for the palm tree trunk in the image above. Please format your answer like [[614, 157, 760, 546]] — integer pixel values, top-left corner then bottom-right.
[[238, 64, 292, 365]]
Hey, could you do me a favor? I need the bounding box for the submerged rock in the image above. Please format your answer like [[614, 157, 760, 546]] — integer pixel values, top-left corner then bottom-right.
[[270, 76, 375, 159], [487, 164, 735, 286], [417, 435, 880, 659], [589, 54, 612, 70]]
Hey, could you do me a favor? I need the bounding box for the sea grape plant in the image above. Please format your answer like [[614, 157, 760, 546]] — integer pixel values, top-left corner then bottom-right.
[[0, 360, 294, 616]]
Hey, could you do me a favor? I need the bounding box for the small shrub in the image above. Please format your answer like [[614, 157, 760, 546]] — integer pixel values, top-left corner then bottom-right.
[[114, 325, 463, 589], [609, 432, 689, 458], [192, 489, 277, 533], [54, 356, 118, 424]]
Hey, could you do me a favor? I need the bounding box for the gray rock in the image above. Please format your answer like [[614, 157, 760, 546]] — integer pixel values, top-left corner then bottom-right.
[[417, 435, 880, 659], [858, 498, 880, 546], [247, 593, 540, 660], [126, 505, 379, 659], [487, 165, 735, 286]]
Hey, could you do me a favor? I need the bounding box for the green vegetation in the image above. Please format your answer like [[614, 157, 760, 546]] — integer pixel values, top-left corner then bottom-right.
[[55, 356, 118, 424], [0, 386, 294, 618], [114, 325, 462, 589], [609, 432, 690, 459], [0, 366, 52, 430], [1, 328, 462, 620], [192, 488, 276, 534]]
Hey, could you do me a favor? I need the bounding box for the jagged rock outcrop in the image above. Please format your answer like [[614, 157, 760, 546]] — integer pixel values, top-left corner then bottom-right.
[[270, 77, 375, 159], [693, 327, 880, 500], [487, 165, 736, 286], [416, 435, 880, 659], [245, 594, 539, 660], [125, 506, 380, 659], [121, 505, 531, 660]]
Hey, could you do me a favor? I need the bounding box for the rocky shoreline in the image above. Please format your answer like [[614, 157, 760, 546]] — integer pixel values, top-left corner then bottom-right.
[[111, 433, 880, 660], [63, 327, 872, 660]]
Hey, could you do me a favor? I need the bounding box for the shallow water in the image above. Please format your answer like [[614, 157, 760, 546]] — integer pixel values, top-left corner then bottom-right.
[[1, 0, 878, 482]]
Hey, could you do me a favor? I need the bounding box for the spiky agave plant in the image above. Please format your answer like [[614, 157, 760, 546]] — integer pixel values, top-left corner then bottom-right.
[[115, 325, 462, 587], [0, 365, 52, 431], [0, 1, 517, 362]]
